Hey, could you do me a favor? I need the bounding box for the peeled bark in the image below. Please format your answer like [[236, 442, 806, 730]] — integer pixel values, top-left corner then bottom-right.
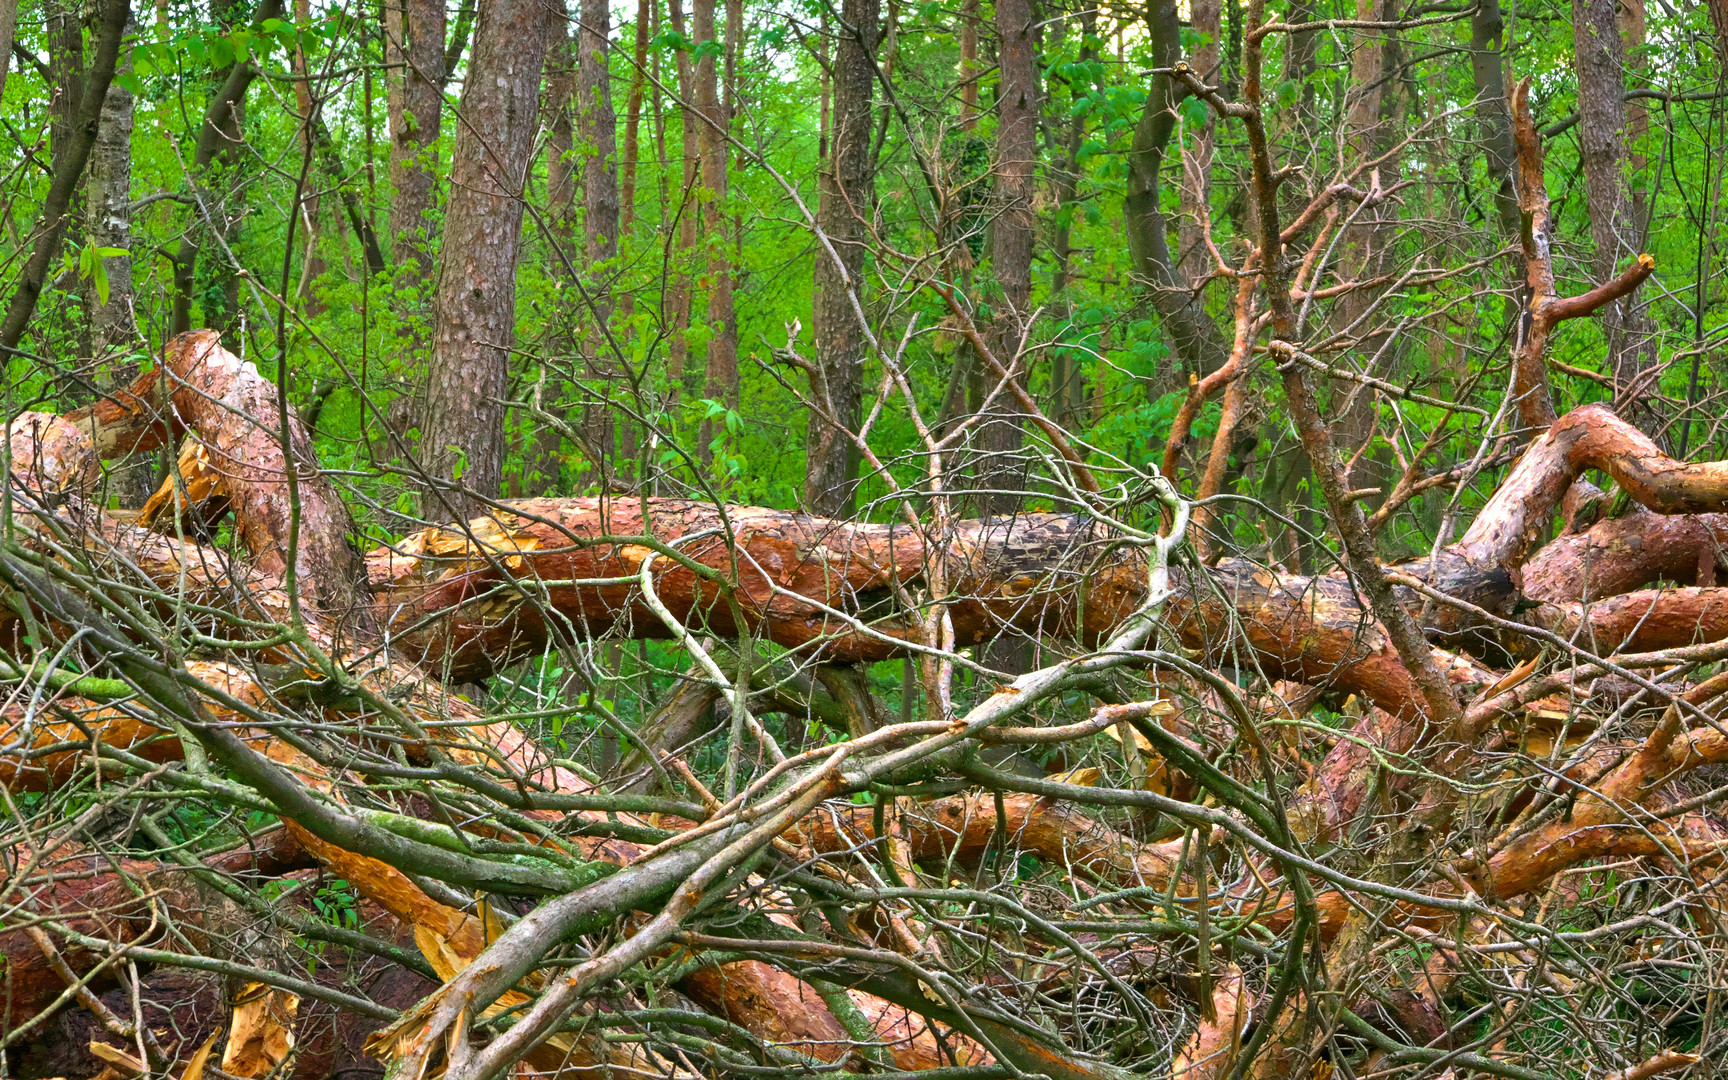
[[152, 332, 371, 619], [421, 0, 558, 519], [0, 828, 310, 1030]]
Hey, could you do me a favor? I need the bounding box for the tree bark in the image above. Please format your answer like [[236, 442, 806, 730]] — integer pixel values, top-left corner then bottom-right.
[[579, 0, 620, 279], [805, 0, 877, 515], [693, 0, 737, 448], [385, 0, 445, 273], [1469, 0, 1520, 237], [47, 0, 85, 306], [1176, 0, 1220, 285], [421, 0, 559, 520], [1123, 0, 1228, 386], [976, 0, 1036, 514], [0, 0, 19, 101], [667, 0, 699, 403], [87, 17, 135, 360], [1574, 0, 1659, 430], [621, 0, 650, 236], [166, 0, 285, 336], [0, 0, 130, 354]]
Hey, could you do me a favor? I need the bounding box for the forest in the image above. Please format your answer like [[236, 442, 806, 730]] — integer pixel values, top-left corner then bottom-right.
[[5, 0, 1728, 1076]]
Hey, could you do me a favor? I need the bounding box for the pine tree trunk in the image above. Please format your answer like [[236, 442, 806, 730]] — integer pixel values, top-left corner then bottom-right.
[[667, 0, 698, 404], [1048, 7, 1093, 429], [1574, 0, 1660, 432], [621, 0, 650, 237], [805, 0, 877, 515], [385, 0, 445, 273], [977, 0, 1036, 515], [694, 0, 737, 451], [0, 0, 19, 101], [421, 0, 557, 519], [579, 0, 620, 297]]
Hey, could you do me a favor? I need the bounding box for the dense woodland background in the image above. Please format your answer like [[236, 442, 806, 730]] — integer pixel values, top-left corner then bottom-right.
[[7, 0, 1719, 537], [6, 0, 1728, 1078]]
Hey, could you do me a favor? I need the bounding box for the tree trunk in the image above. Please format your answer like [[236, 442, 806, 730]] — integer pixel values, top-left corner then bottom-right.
[[1048, 6, 1095, 429], [806, 0, 877, 515], [166, 0, 284, 336], [420, 0, 558, 520], [958, 0, 978, 130], [693, 0, 736, 449], [667, 0, 699, 404], [0, 0, 19, 101], [48, 0, 85, 311], [1470, 0, 1520, 237], [580, 0, 620, 279], [1176, 0, 1220, 285], [87, 17, 135, 361], [385, 0, 445, 273], [1123, 0, 1228, 387], [621, 0, 650, 236], [1573, 0, 1659, 431], [974, 0, 1036, 515], [0, 0, 131, 354], [1335, 0, 1399, 486], [547, 17, 577, 245]]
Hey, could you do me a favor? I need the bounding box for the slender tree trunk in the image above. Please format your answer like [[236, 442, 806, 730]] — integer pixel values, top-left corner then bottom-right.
[[580, 0, 620, 291], [0, 0, 131, 354], [1048, 6, 1094, 428], [48, 0, 86, 359], [1574, 0, 1660, 431], [87, 18, 135, 360], [580, 0, 620, 482], [0, 0, 19, 101], [385, 0, 445, 272], [667, 0, 698, 404], [694, 0, 736, 449], [977, 0, 1036, 515], [165, 0, 283, 336], [958, 0, 978, 130], [420, 0, 558, 520], [88, 15, 147, 506], [1334, 0, 1402, 487], [806, 0, 878, 515], [1176, 0, 1220, 285], [1124, 0, 1228, 389], [548, 17, 577, 245], [46, 0, 84, 204], [1470, 0, 1520, 237], [622, 0, 650, 237]]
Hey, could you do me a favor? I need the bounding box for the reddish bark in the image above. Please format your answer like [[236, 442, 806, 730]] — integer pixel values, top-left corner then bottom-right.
[[0, 829, 310, 1030], [1524, 508, 1728, 603]]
